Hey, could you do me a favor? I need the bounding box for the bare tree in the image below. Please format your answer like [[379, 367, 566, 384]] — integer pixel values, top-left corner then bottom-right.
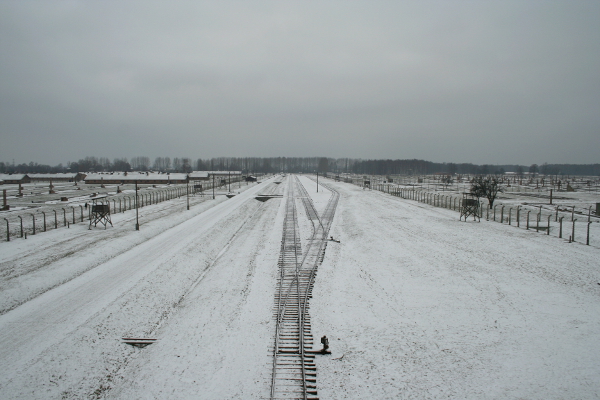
[[470, 176, 504, 208], [181, 158, 192, 173], [172, 157, 182, 172], [529, 164, 539, 175]]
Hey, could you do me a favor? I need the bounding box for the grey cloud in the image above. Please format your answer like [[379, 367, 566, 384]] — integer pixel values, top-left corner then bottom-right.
[[1, 1, 599, 165]]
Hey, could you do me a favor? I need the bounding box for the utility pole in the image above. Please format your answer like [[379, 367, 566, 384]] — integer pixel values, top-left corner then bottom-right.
[[186, 179, 190, 210], [135, 181, 139, 230]]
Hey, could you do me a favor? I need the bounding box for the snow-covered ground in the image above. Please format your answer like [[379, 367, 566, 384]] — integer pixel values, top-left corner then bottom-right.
[[0, 174, 599, 399], [313, 179, 600, 399]]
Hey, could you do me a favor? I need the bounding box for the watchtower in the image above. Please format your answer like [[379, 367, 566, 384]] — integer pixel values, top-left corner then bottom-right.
[[460, 193, 480, 222], [88, 195, 113, 229]]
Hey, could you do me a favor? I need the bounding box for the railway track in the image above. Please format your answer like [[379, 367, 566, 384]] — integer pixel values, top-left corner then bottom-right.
[[270, 175, 339, 400]]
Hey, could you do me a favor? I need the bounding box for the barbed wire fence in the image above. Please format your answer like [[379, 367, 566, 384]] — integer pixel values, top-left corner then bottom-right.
[[1, 174, 253, 241], [327, 172, 599, 248]]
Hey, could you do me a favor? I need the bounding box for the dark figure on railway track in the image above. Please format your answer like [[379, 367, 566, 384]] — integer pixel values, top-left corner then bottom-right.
[[320, 335, 329, 353]]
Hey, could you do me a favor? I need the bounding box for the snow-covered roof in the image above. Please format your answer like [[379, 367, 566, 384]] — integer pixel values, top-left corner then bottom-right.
[[84, 172, 188, 182], [205, 171, 242, 176], [29, 173, 81, 179], [0, 174, 28, 181], [189, 171, 209, 179]]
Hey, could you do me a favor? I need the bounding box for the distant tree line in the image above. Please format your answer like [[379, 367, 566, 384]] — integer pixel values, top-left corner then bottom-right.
[[1, 157, 599, 176]]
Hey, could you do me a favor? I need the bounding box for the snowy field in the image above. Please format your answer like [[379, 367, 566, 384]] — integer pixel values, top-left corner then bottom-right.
[[1, 174, 599, 399]]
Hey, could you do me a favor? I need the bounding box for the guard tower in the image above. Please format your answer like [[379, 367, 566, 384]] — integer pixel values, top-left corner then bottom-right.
[[460, 193, 480, 222], [89, 195, 113, 229]]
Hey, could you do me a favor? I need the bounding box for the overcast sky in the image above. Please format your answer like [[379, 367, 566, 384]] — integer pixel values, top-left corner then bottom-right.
[[1, 1, 599, 166]]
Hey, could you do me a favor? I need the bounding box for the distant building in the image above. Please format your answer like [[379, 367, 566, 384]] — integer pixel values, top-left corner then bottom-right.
[[29, 173, 86, 182], [84, 172, 188, 185], [188, 171, 210, 181], [204, 171, 242, 179], [0, 174, 31, 184]]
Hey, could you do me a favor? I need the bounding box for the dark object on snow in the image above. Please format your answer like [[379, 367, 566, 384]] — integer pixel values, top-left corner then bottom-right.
[[320, 335, 329, 353], [122, 337, 157, 348], [329, 236, 340, 243]]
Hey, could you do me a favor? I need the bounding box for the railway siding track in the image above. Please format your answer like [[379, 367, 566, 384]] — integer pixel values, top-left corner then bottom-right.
[[270, 175, 339, 400]]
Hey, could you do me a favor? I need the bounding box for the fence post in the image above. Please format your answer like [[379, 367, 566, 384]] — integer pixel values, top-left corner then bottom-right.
[[516, 206, 520, 227], [54, 210, 58, 229], [62, 208, 67, 226], [18, 215, 23, 238], [72, 207, 76, 224], [547, 215, 551, 235], [3, 218, 8, 241], [80, 205, 84, 222], [559, 217, 564, 238], [508, 208, 512, 225], [526, 211, 530, 230], [30, 213, 35, 235], [494, 205, 498, 221], [587, 221, 592, 245], [572, 219, 577, 242], [42, 211, 46, 232]]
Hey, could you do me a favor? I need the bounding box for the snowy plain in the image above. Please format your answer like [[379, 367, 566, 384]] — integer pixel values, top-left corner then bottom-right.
[[0, 174, 599, 399]]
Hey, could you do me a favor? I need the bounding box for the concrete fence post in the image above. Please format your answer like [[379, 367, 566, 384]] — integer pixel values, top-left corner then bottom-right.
[[559, 217, 564, 238], [30, 213, 35, 235], [53, 210, 58, 229], [3, 218, 8, 241], [18, 215, 23, 238], [572, 219, 577, 242], [587, 221, 592, 245], [42, 211, 46, 232], [526, 211, 530, 230]]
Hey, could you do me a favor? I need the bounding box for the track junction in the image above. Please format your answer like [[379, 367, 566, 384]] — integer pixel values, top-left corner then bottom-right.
[[270, 175, 339, 400]]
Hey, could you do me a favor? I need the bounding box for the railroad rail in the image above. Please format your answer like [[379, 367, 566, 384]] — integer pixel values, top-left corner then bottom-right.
[[270, 175, 339, 400]]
